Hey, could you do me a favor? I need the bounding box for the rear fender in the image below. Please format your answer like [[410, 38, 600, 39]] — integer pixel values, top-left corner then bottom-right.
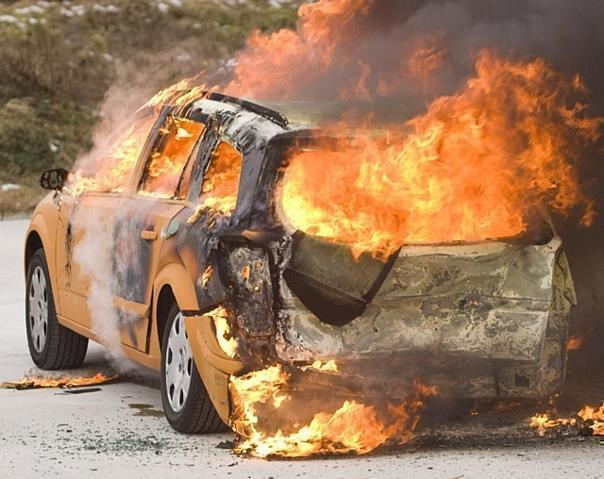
[[153, 262, 200, 314], [150, 262, 200, 361], [152, 263, 242, 423]]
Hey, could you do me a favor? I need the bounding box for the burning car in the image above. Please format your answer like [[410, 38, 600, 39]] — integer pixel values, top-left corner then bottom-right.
[[24, 91, 576, 435]]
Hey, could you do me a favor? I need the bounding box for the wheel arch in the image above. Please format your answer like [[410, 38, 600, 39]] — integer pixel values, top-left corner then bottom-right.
[[25, 229, 44, 276], [24, 212, 58, 297], [152, 263, 237, 424], [152, 262, 200, 347], [24, 201, 58, 267]]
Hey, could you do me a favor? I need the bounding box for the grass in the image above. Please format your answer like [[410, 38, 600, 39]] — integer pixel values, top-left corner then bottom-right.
[[0, 180, 43, 219], [0, 0, 301, 214]]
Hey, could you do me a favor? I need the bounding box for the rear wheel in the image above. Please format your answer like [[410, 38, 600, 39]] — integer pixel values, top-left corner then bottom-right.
[[26, 249, 88, 369], [160, 304, 227, 433]]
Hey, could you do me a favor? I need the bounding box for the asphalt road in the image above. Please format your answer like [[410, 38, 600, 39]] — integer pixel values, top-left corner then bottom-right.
[[1, 218, 602, 479]]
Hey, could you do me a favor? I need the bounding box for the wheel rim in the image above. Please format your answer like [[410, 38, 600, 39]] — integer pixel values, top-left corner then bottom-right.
[[28, 265, 48, 353], [165, 312, 193, 413]]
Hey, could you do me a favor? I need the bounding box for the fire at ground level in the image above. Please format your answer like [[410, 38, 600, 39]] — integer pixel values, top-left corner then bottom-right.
[[2, 218, 603, 477]]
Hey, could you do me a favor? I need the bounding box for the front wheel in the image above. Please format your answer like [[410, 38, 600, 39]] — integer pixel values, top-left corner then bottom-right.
[[160, 304, 227, 434], [26, 249, 88, 369]]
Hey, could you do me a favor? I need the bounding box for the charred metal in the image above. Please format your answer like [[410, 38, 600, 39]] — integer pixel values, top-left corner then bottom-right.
[[158, 96, 577, 401]]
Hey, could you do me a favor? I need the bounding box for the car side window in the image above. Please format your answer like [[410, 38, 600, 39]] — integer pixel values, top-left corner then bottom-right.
[[138, 116, 205, 199], [198, 140, 243, 214]]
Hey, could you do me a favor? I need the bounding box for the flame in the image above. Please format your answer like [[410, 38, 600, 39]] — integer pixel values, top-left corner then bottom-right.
[[207, 306, 238, 359], [143, 78, 212, 112], [139, 116, 204, 198], [300, 360, 339, 373], [577, 403, 604, 436], [1, 373, 117, 389], [199, 141, 243, 214], [201, 265, 213, 289], [241, 264, 251, 281], [229, 364, 436, 458], [566, 335, 583, 352], [529, 402, 604, 436], [225, 0, 372, 100], [529, 413, 576, 437], [66, 116, 156, 196], [280, 52, 601, 258], [66, 82, 210, 197]]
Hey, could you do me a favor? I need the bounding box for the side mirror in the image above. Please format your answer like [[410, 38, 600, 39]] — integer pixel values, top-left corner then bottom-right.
[[40, 168, 69, 191]]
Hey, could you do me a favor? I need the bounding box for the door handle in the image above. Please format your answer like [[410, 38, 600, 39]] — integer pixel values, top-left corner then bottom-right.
[[140, 230, 158, 241]]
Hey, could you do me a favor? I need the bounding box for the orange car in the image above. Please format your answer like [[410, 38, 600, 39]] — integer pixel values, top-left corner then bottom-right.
[[25, 93, 576, 433]]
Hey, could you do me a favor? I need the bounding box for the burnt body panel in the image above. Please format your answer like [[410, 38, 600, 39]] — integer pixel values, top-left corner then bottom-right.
[[170, 100, 576, 400], [112, 212, 153, 303], [172, 98, 289, 317], [273, 236, 575, 399]]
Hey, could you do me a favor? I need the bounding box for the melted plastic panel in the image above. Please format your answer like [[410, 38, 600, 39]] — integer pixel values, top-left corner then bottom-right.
[[284, 232, 397, 325], [275, 238, 575, 398]]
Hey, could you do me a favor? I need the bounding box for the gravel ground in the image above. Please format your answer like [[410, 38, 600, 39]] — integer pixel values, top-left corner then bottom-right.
[[1, 218, 603, 479]]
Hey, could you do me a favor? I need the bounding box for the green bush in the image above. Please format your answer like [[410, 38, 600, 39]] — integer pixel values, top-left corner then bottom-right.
[[0, 0, 300, 186]]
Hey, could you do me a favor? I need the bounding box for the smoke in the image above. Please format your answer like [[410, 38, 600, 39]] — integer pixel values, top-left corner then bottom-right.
[[67, 50, 202, 364], [225, 0, 604, 362], [227, 0, 604, 111], [72, 207, 122, 360], [72, 200, 159, 373]]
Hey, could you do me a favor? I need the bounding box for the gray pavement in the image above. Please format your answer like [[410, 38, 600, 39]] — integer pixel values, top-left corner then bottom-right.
[[1, 218, 602, 478]]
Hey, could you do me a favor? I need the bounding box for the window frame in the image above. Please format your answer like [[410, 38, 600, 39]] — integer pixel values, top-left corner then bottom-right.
[[186, 130, 245, 215], [135, 112, 207, 201]]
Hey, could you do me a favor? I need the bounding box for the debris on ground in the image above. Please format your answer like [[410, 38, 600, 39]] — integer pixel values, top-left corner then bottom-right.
[[0, 372, 118, 390]]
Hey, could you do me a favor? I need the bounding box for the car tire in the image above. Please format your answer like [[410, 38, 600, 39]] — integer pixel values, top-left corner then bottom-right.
[[26, 248, 88, 369], [160, 303, 227, 434]]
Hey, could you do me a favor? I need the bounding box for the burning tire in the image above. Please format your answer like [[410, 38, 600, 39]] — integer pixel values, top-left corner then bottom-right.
[[26, 249, 88, 369], [160, 304, 226, 434]]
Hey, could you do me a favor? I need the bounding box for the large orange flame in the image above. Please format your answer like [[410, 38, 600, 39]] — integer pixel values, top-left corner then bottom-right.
[[229, 364, 436, 458], [139, 116, 205, 198], [225, 0, 372, 100], [280, 52, 601, 258]]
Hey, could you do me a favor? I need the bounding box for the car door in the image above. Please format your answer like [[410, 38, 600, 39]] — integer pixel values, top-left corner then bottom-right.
[[56, 192, 123, 333], [113, 112, 206, 352], [55, 111, 157, 333]]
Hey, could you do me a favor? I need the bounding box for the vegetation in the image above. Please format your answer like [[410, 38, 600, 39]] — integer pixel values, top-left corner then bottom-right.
[[0, 0, 300, 216]]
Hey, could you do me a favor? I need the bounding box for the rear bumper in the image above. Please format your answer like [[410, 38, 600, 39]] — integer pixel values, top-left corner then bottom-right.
[[277, 297, 551, 362], [287, 336, 568, 400], [274, 237, 576, 399]]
